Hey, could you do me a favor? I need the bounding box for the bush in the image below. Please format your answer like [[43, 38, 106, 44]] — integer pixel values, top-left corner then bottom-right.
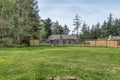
[[15, 44, 27, 48], [0, 38, 15, 47]]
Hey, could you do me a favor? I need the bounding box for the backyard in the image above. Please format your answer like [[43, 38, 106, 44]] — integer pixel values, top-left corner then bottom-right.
[[0, 46, 120, 80]]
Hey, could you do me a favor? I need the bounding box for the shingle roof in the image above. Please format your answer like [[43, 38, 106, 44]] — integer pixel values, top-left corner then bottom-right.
[[48, 35, 78, 40]]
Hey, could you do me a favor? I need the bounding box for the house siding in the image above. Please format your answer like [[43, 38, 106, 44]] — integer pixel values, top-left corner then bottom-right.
[[48, 35, 78, 45]]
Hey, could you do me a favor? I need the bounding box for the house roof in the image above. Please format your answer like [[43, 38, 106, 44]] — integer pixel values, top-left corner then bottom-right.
[[48, 35, 78, 40]]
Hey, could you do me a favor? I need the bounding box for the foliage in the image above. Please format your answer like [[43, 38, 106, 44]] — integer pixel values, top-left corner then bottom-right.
[[80, 22, 90, 39], [0, 0, 70, 47], [0, 0, 42, 46], [0, 38, 15, 47], [63, 24, 70, 35], [73, 14, 81, 37], [51, 21, 69, 35], [42, 18, 52, 39], [2, 0, 120, 46], [80, 13, 120, 40]]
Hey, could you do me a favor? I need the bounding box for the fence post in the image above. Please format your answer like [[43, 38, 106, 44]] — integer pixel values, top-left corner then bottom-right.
[[106, 40, 107, 47], [117, 40, 118, 48], [95, 40, 96, 47]]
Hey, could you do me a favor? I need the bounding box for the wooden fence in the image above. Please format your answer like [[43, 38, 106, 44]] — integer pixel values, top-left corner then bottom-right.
[[90, 40, 118, 48], [30, 39, 40, 46]]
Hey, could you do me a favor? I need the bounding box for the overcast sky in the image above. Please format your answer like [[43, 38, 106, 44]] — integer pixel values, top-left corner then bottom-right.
[[38, 0, 120, 33]]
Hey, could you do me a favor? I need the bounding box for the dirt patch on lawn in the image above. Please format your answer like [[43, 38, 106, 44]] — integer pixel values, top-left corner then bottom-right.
[[47, 76, 82, 80]]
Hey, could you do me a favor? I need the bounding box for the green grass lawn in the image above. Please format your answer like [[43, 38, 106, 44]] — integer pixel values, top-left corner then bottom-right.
[[0, 46, 120, 80]]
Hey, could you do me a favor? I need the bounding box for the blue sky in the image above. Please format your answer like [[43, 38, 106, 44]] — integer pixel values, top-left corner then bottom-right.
[[38, 0, 120, 33]]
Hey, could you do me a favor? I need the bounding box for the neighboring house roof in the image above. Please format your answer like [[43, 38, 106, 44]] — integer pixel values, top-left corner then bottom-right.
[[48, 35, 78, 40]]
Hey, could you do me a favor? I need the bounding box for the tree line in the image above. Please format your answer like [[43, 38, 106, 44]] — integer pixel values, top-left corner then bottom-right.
[[1, 0, 120, 47], [0, 0, 69, 47], [74, 14, 120, 40]]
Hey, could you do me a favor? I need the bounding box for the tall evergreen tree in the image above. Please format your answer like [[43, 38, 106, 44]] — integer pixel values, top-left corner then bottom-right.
[[90, 25, 96, 39], [43, 18, 52, 39], [114, 19, 120, 36], [95, 22, 101, 39], [52, 21, 64, 35], [0, 0, 42, 46], [73, 14, 81, 37], [81, 22, 90, 39], [63, 24, 70, 35], [100, 20, 108, 38], [107, 13, 114, 36]]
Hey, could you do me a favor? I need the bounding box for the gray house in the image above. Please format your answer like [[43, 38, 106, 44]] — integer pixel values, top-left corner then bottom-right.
[[48, 35, 78, 45], [108, 35, 120, 45], [108, 35, 120, 40]]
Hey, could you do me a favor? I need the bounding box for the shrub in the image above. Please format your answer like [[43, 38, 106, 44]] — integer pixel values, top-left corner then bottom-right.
[[0, 38, 15, 47]]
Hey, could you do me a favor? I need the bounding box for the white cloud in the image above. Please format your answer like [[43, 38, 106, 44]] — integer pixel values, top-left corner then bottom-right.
[[38, 0, 120, 33]]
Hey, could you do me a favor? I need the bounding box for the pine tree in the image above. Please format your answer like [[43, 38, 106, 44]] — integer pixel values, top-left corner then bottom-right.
[[95, 22, 101, 39], [90, 25, 96, 39], [73, 14, 81, 37], [114, 19, 120, 36], [52, 21, 63, 35], [100, 20, 108, 38], [63, 24, 70, 35], [107, 13, 114, 36], [0, 0, 42, 46], [43, 18, 52, 39], [81, 22, 90, 39]]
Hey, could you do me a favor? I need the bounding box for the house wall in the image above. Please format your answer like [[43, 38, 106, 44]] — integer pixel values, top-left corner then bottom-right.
[[49, 39, 77, 45], [63, 40, 76, 44]]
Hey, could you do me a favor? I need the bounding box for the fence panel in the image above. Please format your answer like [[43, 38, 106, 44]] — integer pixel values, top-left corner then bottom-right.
[[30, 40, 40, 46], [90, 40, 118, 48]]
